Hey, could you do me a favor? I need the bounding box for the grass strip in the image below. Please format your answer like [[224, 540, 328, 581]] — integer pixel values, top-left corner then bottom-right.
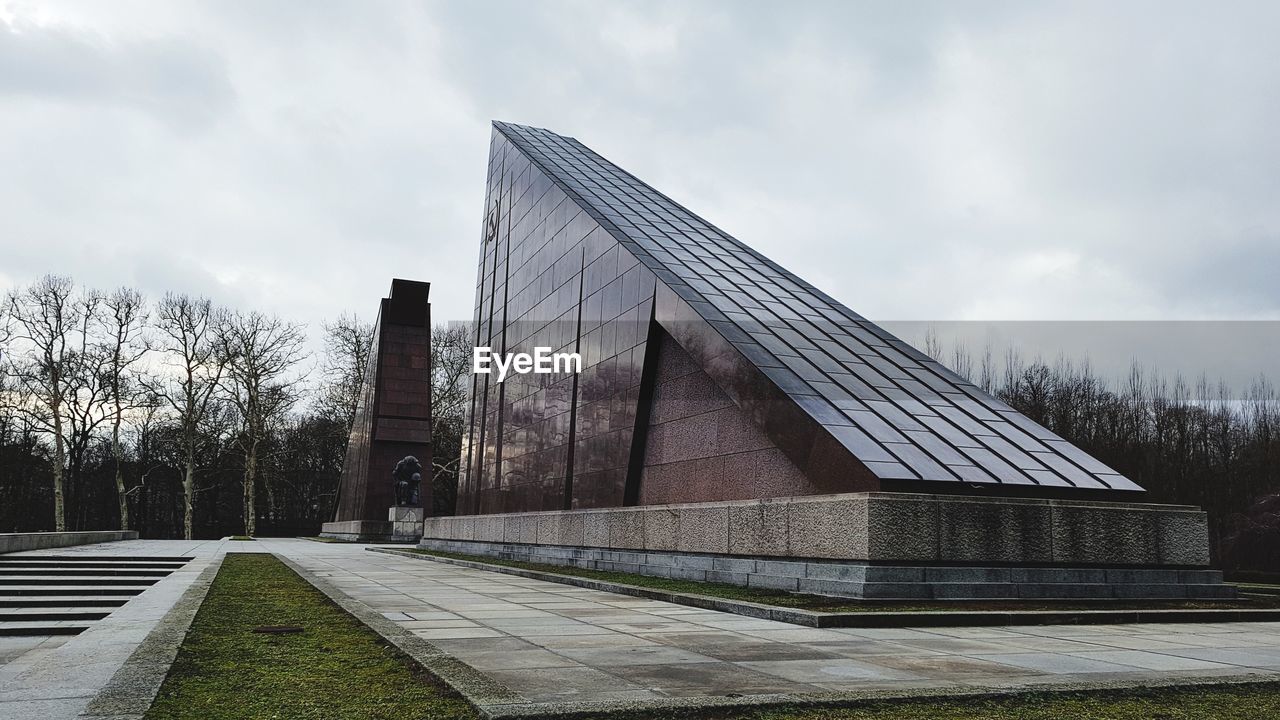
[[145, 553, 476, 720], [408, 549, 1280, 614]]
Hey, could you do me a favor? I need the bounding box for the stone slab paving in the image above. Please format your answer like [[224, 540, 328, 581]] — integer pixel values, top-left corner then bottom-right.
[[0, 539, 233, 720], [6, 537, 1280, 717], [263, 539, 1280, 706]]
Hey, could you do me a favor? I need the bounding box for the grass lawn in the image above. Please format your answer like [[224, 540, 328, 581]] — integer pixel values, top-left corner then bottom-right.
[[683, 683, 1280, 719], [407, 549, 1279, 614], [144, 553, 476, 720]]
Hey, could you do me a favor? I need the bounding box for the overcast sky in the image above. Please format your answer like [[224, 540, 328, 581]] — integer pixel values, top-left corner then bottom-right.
[[2, 1, 1278, 379]]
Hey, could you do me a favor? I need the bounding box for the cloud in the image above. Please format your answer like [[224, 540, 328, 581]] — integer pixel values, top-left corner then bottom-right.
[[0, 0, 1277, 383], [0, 15, 234, 129]]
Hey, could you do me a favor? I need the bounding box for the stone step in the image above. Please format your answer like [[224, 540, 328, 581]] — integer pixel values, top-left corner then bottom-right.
[[0, 608, 114, 622], [0, 568, 173, 577], [0, 577, 159, 586], [0, 586, 146, 596], [0, 597, 129, 608], [0, 555, 192, 562], [0, 560, 187, 569], [0, 620, 89, 637], [850, 581, 1240, 600]]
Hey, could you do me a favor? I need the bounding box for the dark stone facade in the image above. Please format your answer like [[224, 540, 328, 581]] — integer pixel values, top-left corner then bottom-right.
[[456, 122, 1145, 517], [332, 279, 432, 523]]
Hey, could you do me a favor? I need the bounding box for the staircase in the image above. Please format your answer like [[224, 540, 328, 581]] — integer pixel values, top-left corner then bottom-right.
[[0, 555, 192, 637]]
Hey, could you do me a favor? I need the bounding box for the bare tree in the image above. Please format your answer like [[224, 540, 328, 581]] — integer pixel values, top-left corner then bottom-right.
[[430, 322, 473, 514], [4, 275, 85, 531], [148, 294, 227, 540], [218, 311, 308, 536], [100, 289, 149, 530], [318, 314, 373, 434]]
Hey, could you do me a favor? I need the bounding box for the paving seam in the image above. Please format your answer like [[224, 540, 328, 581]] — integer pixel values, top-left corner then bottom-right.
[[368, 548, 1280, 629], [77, 555, 222, 720]]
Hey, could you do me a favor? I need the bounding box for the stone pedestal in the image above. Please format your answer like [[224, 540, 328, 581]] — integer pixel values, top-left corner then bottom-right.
[[320, 506, 425, 543], [389, 506, 424, 542]]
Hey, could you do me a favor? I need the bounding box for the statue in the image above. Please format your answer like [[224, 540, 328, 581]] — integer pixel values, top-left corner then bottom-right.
[[393, 456, 423, 506]]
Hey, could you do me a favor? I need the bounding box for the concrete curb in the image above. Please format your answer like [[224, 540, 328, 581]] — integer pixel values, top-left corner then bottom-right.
[[273, 553, 524, 713], [370, 547, 1280, 629], [78, 554, 224, 720], [476, 676, 1280, 719]]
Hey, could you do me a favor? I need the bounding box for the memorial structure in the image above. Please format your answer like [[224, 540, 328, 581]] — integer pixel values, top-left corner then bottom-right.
[[422, 122, 1232, 599], [321, 279, 432, 542]]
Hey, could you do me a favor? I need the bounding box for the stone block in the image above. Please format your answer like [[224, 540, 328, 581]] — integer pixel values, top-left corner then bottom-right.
[[747, 574, 799, 591], [803, 562, 867, 582], [669, 567, 708, 582], [727, 498, 788, 557], [1113, 583, 1185, 599], [583, 511, 610, 547], [643, 552, 675, 566], [1185, 584, 1238, 599], [388, 506, 424, 523], [924, 566, 1011, 583], [557, 512, 586, 546], [931, 582, 1018, 599], [518, 514, 539, 544], [1016, 583, 1111, 599], [711, 557, 757, 573], [677, 504, 729, 554], [1105, 568, 1179, 584], [610, 509, 646, 549], [1010, 567, 1106, 584], [785, 495, 869, 559], [706, 570, 749, 585], [866, 495, 937, 561], [673, 554, 715, 570], [863, 566, 926, 582], [758, 559, 807, 577], [639, 564, 674, 578], [535, 513, 558, 545], [797, 578, 865, 598], [859, 582, 932, 599], [936, 497, 1052, 563], [643, 507, 679, 551], [1157, 511, 1212, 566], [1179, 569, 1223, 584], [1051, 504, 1160, 565]]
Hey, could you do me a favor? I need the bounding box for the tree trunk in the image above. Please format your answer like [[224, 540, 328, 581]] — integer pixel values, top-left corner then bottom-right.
[[243, 440, 258, 537], [52, 412, 66, 532], [183, 444, 195, 541], [113, 413, 128, 530]]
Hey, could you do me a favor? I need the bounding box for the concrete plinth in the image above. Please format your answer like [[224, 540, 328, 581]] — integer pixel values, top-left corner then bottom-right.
[[320, 507, 423, 543], [419, 492, 1230, 600], [389, 506, 424, 542]]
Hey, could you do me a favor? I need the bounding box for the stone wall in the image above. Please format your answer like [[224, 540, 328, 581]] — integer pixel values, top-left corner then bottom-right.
[[0, 530, 138, 554], [418, 538, 1232, 599], [422, 492, 1211, 567]]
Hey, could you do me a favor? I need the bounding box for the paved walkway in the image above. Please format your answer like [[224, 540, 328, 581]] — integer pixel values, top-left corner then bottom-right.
[[267, 540, 1280, 705], [5, 537, 1280, 717]]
